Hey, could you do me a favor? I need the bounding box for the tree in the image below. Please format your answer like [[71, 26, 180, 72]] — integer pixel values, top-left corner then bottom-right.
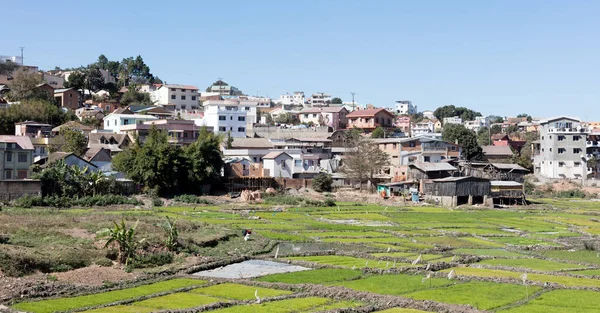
[[185, 127, 224, 187], [442, 124, 484, 160], [434, 105, 481, 123], [7, 70, 43, 101], [274, 112, 296, 124], [342, 136, 389, 191], [371, 126, 385, 138], [588, 156, 598, 176], [490, 124, 502, 135], [0, 99, 76, 134], [85, 65, 105, 92], [226, 131, 233, 149], [120, 86, 153, 106], [331, 97, 343, 104], [505, 124, 520, 134], [102, 219, 143, 265], [0, 61, 18, 75], [477, 127, 491, 146], [50, 127, 88, 156], [64, 71, 86, 90], [312, 173, 333, 192], [118, 56, 155, 86]]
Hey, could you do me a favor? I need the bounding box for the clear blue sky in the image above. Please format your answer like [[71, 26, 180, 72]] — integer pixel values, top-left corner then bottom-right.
[[3, 0, 599, 118]]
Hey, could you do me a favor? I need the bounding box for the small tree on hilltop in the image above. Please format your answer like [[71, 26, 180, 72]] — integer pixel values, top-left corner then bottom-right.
[[312, 173, 333, 192]]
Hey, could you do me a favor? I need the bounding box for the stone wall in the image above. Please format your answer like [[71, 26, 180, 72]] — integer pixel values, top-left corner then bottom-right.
[[0, 180, 42, 201]]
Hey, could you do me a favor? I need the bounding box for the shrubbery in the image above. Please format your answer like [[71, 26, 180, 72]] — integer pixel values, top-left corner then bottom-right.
[[13, 195, 141, 208], [172, 194, 213, 204], [312, 173, 333, 192], [128, 252, 173, 269], [556, 189, 587, 199], [263, 194, 335, 207]]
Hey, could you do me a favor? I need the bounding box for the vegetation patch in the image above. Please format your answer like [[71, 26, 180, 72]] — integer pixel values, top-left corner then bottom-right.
[[286, 255, 406, 269], [12, 278, 206, 313], [502, 289, 600, 313], [190, 283, 292, 300], [452, 248, 526, 258], [131, 292, 221, 310], [256, 268, 363, 284], [444, 267, 600, 287], [207, 297, 362, 313], [405, 281, 541, 310], [331, 274, 454, 295], [478, 258, 586, 271]]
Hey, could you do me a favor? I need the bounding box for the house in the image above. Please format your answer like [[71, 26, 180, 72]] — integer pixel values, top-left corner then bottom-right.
[[262, 151, 293, 178], [457, 161, 529, 183], [83, 147, 112, 171], [120, 119, 204, 145], [0, 136, 34, 180], [372, 138, 403, 180], [464, 117, 489, 133], [103, 107, 158, 133], [423, 176, 491, 206], [270, 138, 334, 178], [209, 84, 233, 96], [40, 73, 65, 88], [346, 108, 395, 130], [223, 157, 264, 178], [95, 102, 118, 113], [490, 181, 526, 205], [432, 119, 442, 132], [128, 105, 174, 119], [481, 145, 513, 163], [35, 83, 54, 98], [491, 133, 510, 146], [148, 84, 199, 110], [308, 92, 332, 107], [299, 107, 348, 130], [398, 137, 461, 166], [408, 162, 458, 181], [395, 116, 411, 134], [52, 121, 94, 136], [532, 116, 590, 179], [14, 121, 52, 162], [423, 110, 435, 120], [88, 133, 132, 154], [279, 92, 305, 106], [77, 108, 105, 122], [37, 152, 99, 172], [198, 99, 257, 138], [394, 100, 416, 115], [54, 88, 80, 110], [443, 116, 463, 125], [412, 120, 435, 136], [222, 138, 274, 163], [377, 181, 418, 198]]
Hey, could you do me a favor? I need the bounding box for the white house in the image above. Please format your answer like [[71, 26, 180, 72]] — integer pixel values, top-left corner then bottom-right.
[[262, 151, 293, 178], [198, 100, 257, 138], [412, 120, 435, 135], [443, 116, 463, 125], [103, 108, 158, 133], [464, 116, 489, 133], [395, 100, 417, 115], [245, 96, 272, 108], [422, 110, 435, 120], [149, 84, 199, 110], [309, 92, 332, 107], [279, 92, 305, 106]]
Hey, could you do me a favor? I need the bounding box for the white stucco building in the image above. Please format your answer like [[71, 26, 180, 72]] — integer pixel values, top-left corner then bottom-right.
[[0, 55, 23, 64], [395, 101, 417, 115], [309, 92, 332, 107], [464, 116, 490, 133], [279, 92, 305, 106], [443, 116, 463, 125], [148, 84, 199, 110], [197, 100, 257, 138], [422, 110, 435, 120], [103, 110, 158, 133], [262, 151, 293, 178]]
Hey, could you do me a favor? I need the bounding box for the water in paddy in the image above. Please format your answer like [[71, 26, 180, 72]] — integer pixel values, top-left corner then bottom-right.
[[193, 260, 311, 279]]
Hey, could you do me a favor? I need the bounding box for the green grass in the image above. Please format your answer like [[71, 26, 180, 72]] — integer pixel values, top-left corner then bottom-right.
[[255, 269, 363, 284], [301, 231, 393, 238], [538, 250, 600, 265], [374, 309, 429, 313], [452, 248, 526, 258], [286, 255, 408, 269], [259, 231, 309, 242], [190, 283, 292, 300], [567, 269, 600, 276], [331, 274, 454, 295], [444, 267, 600, 288], [12, 278, 206, 313], [206, 297, 361, 313], [132, 292, 221, 310], [82, 305, 156, 313], [488, 237, 561, 247], [405, 281, 541, 310], [478, 258, 585, 271], [502, 290, 600, 313]]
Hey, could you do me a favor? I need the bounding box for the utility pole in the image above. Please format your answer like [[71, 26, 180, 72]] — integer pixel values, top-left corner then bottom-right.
[[19, 47, 24, 65], [351, 92, 356, 111]]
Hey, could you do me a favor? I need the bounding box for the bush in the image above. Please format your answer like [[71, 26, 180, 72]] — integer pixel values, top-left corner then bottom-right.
[[556, 189, 586, 199], [12, 195, 141, 208], [95, 258, 114, 267], [523, 180, 535, 195], [172, 194, 213, 204], [152, 198, 164, 207], [73, 195, 141, 207], [312, 173, 333, 192], [0, 248, 94, 277], [263, 195, 302, 206], [129, 252, 173, 269], [324, 198, 336, 207]]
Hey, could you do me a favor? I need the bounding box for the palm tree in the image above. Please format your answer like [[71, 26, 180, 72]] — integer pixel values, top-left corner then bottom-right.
[[102, 219, 143, 265]]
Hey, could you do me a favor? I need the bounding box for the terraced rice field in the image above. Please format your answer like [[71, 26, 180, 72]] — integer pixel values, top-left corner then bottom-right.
[[10, 199, 600, 312]]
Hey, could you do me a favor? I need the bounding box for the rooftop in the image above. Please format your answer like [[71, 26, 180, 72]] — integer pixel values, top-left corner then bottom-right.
[[300, 107, 347, 114], [482, 145, 513, 156], [490, 180, 523, 187], [227, 138, 273, 149], [262, 151, 291, 159], [433, 176, 489, 182], [0, 135, 34, 150], [409, 162, 457, 172], [161, 84, 198, 90], [346, 108, 394, 118]]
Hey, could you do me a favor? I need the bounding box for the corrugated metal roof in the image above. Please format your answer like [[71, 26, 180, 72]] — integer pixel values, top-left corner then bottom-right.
[[262, 151, 291, 159], [228, 138, 273, 149], [490, 163, 529, 171], [0, 135, 34, 150], [490, 180, 523, 186], [482, 145, 513, 156], [433, 176, 489, 182], [410, 162, 457, 172]]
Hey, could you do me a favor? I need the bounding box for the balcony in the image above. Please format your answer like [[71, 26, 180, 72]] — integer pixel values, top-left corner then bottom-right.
[[548, 127, 590, 134], [587, 141, 599, 147]]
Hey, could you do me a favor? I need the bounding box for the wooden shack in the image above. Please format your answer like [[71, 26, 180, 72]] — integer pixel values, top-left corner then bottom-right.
[[377, 181, 418, 198], [408, 162, 457, 180], [490, 181, 526, 205], [458, 161, 529, 183], [423, 176, 490, 206]]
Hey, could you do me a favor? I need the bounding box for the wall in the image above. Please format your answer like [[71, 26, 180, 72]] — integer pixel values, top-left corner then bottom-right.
[[0, 180, 41, 201]]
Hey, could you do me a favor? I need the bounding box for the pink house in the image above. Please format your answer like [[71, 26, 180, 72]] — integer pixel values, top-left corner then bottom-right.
[[395, 116, 411, 133], [346, 108, 395, 130], [119, 119, 212, 146], [299, 107, 348, 130]]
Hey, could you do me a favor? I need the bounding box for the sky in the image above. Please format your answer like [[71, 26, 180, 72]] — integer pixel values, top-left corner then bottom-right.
[[2, 0, 599, 118]]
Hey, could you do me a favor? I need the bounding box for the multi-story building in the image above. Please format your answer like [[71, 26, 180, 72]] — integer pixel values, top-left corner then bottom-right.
[[199, 99, 257, 138], [103, 107, 158, 133], [54, 88, 80, 110], [279, 92, 305, 106], [0, 136, 34, 180], [309, 92, 332, 107], [587, 132, 600, 178], [245, 96, 272, 108], [412, 120, 435, 136], [533, 116, 590, 179], [269, 138, 333, 178], [395, 116, 412, 134], [299, 107, 348, 130], [394, 100, 416, 115], [14, 121, 52, 162], [346, 108, 395, 130], [222, 138, 274, 163], [120, 119, 204, 146], [464, 116, 489, 133], [398, 137, 461, 166], [209, 85, 233, 96], [149, 84, 199, 110], [443, 116, 463, 125], [0, 55, 23, 64]]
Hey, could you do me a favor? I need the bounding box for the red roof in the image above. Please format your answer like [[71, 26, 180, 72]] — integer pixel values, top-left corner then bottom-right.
[[346, 108, 394, 118]]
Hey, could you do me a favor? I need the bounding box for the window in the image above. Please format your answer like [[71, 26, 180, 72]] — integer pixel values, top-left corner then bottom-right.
[[123, 119, 129, 125], [393, 143, 397, 149], [559, 162, 565, 167], [558, 148, 566, 154], [558, 135, 566, 141], [409, 142, 416, 147], [182, 105, 187, 110], [218, 127, 226, 132], [237, 116, 246, 122], [219, 116, 226, 121], [542, 136, 544, 140], [424, 156, 431, 162], [238, 127, 245, 132], [191, 96, 196, 101], [181, 89, 186, 92], [392, 155, 398, 159], [230, 116, 233, 120], [295, 160, 302, 167], [549, 136, 552, 139], [69, 93, 72, 98], [183, 132, 188, 138], [4, 170, 12, 179], [574, 162, 581, 167], [181, 95, 186, 100], [281, 161, 286, 169], [18, 153, 27, 163], [171, 88, 176, 91], [171, 95, 176, 100], [304, 114, 308, 118], [313, 114, 317, 118], [17, 170, 27, 179], [573, 148, 582, 154], [5, 152, 12, 162], [451, 146, 456, 151], [573, 135, 581, 141]]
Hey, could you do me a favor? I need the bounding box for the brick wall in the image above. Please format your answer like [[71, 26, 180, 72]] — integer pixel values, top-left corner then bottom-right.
[[0, 180, 42, 201]]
